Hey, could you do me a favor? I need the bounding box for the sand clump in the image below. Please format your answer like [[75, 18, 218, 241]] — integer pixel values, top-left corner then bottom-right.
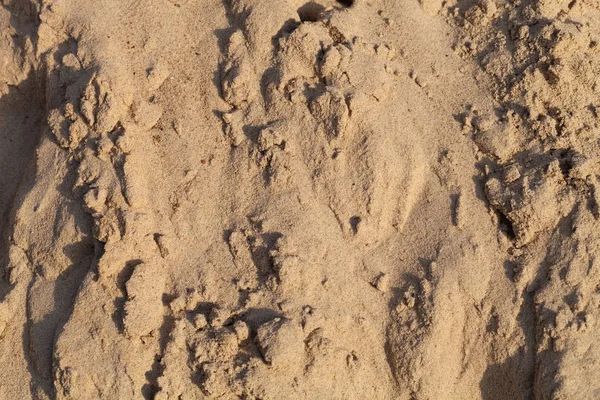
[[0, 0, 599, 399]]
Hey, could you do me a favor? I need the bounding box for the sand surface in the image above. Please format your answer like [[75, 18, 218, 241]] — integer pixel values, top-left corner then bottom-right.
[[1, 0, 599, 398]]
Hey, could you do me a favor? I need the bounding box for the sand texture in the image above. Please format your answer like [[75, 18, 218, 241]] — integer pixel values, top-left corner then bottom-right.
[[1, 0, 600, 398]]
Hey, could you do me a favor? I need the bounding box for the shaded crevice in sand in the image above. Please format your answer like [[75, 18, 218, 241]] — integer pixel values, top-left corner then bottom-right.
[[141, 314, 176, 399], [480, 351, 532, 400], [516, 288, 537, 399], [0, 6, 46, 399], [0, 0, 44, 297], [0, 72, 43, 301], [0, 74, 42, 224]]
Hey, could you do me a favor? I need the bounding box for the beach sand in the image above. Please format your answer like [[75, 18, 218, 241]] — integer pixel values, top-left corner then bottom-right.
[[1, 0, 599, 398]]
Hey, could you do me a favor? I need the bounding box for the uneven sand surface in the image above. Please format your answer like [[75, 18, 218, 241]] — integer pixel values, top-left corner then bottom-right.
[[1, 0, 599, 398]]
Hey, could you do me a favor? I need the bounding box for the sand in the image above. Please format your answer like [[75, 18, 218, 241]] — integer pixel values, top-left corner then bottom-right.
[[0, 0, 599, 398]]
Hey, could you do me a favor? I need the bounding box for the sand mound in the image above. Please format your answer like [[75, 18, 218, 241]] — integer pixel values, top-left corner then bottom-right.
[[1, 0, 599, 398]]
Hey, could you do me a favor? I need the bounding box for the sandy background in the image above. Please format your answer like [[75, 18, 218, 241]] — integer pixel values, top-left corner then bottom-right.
[[1, 0, 599, 398]]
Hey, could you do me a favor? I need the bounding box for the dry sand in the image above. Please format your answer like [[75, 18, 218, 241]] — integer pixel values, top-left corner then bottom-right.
[[1, 0, 599, 398]]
